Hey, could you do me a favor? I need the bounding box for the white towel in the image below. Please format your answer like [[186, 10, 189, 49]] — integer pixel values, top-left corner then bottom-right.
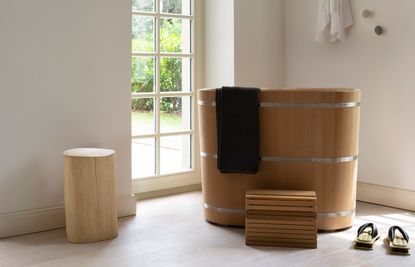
[[316, 0, 354, 42]]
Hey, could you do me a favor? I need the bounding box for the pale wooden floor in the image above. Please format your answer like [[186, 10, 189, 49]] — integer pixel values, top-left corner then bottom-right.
[[1, 191, 414, 267]]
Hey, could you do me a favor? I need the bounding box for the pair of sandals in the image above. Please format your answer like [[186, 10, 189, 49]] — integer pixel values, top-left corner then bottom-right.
[[354, 223, 411, 255]]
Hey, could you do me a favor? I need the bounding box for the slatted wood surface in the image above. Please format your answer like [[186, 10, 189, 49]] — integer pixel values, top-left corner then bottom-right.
[[245, 190, 317, 249]]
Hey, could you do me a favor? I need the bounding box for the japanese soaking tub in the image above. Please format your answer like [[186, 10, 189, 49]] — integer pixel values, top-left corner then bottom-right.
[[198, 88, 360, 231]]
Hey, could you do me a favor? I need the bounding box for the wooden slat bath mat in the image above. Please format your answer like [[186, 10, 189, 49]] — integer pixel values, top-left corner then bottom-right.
[[245, 190, 317, 249]]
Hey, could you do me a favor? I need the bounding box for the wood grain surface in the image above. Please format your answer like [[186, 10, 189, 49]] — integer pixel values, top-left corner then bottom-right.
[[199, 88, 360, 230], [64, 148, 118, 243]]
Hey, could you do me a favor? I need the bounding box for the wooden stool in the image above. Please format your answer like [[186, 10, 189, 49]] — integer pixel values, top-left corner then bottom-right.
[[63, 148, 118, 243]]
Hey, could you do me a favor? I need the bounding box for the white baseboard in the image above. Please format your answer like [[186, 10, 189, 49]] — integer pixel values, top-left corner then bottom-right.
[[357, 181, 415, 211], [0, 194, 136, 239], [116, 194, 138, 217]]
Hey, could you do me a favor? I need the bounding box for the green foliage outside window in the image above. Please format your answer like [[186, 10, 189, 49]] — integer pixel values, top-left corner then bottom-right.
[[132, 0, 187, 113]]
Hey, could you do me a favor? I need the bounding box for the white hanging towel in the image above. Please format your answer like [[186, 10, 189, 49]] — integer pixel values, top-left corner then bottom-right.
[[316, 0, 354, 42]]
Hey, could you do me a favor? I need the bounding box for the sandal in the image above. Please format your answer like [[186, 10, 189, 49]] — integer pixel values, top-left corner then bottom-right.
[[354, 223, 380, 250], [387, 225, 411, 255]]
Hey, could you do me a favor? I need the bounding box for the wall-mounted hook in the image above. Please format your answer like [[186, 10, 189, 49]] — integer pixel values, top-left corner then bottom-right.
[[362, 9, 373, 19], [374, 26, 384, 35]]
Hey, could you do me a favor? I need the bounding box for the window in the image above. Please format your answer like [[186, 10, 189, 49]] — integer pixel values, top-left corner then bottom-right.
[[131, 0, 194, 181]]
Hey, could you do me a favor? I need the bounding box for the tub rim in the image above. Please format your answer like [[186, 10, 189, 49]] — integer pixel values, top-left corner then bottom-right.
[[198, 87, 360, 93]]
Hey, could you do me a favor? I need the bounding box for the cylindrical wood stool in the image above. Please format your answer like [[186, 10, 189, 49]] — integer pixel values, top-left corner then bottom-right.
[[64, 148, 118, 243]]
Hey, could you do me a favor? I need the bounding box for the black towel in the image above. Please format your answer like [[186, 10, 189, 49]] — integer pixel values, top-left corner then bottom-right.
[[216, 86, 260, 173]]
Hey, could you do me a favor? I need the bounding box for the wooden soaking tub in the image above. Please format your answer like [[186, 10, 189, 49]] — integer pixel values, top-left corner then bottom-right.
[[198, 88, 360, 231]]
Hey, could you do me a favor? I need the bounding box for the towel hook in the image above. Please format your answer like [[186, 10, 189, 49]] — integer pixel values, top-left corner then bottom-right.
[[374, 26, 384, 36], [362, 9, 373, 19]]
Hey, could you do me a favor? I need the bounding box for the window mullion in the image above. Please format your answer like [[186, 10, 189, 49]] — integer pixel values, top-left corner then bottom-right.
[[155, 0, 161, 176], [132, 130, 193, 140]]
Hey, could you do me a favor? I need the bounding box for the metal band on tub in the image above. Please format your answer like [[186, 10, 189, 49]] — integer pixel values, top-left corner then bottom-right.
[[198, 100, 360, 108], [200, 152, 358, 163], [203, 202, 355, 218]]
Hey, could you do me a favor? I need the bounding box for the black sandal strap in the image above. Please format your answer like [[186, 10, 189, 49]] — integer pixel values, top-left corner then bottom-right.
[[357, 223, 378, 238], [358, 223, 370, 235], [389, 226, 409, 242]]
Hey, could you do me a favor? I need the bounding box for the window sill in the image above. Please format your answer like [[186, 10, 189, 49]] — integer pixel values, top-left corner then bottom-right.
[[133, 170, 200, 194]]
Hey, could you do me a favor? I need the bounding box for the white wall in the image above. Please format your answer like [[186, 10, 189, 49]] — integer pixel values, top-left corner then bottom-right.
[[205, 0, 235, 87], [234, 0, 284, 88], [205, 0, 284, 88], [284, 0, 415, 190], [0, 0, 132, 215]]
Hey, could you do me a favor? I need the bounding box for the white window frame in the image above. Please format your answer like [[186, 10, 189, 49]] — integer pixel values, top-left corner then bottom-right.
[[132, 0, 201, 194]]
